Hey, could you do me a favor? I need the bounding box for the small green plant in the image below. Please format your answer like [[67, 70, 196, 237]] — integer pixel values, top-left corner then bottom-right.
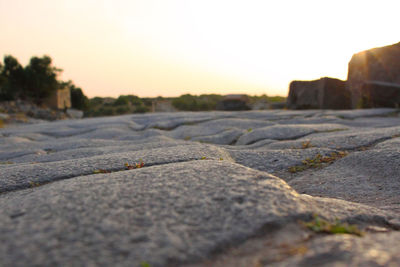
[[200, 156, 207, 160], [29, 181, 41, 187], [0, 161, 13, 164], [288, 165, 307, 173], [140, 261, 151, 267], [184, 136, 191, 141], [302, 214, 363, 236], [125, 159, 145, 170], [288, 151, 348, 173], [247, 128, 253, 132], [93, 169, 111, 174], [219, 157, 224, 160]]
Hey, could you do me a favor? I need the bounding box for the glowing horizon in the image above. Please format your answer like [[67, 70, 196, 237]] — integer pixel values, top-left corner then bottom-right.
[[0, 0, 399, 98]]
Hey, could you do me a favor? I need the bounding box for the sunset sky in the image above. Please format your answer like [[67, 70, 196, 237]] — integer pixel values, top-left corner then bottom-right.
[[1, 0, 399, 98]]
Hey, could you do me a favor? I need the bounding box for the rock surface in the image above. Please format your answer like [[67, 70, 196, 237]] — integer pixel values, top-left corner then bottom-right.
[[359, 81, 400, 108], [0, 100, 82, 125], [1, 109, 400, 266], [347, 41, 400, 108]]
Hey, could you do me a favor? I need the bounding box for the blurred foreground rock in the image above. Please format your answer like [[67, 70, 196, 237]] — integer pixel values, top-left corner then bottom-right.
[[1, 109, 399, 266]]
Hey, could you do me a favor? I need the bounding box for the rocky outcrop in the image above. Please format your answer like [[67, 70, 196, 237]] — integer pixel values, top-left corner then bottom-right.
[[1, 109, 400, 266], [287, 77, 351, 109], [0, 100, 83, 124], [347, 42, 400, 108]]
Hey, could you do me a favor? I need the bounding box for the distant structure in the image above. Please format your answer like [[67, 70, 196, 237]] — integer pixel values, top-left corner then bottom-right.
[[287, 41, 400, 110], [151, 100, 177, 112], [287, 77, 350, 109], [250, 98, 269, 110], [44, 86, 71, 110], [347, 42, 400, 108], [216, 94, 251, 111]]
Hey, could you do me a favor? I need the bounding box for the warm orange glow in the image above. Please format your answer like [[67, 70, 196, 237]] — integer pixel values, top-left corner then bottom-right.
[[0, 0, 399, 98]]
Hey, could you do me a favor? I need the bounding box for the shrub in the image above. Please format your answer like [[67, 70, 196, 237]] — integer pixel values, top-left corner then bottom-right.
[[134, 105, 149, 113]]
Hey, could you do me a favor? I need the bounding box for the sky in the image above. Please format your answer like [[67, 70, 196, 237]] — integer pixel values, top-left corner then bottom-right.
[[0, 0, 399, 98]]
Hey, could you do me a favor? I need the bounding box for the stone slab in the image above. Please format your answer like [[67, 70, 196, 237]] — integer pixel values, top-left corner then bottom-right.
[[1, 109, 400, 266]]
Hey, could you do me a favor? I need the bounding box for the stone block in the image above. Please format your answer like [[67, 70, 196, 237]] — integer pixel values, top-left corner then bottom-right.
[[359, 81, 400, 108], [287, 77, 350, 109], [347, 42, 400, 108]]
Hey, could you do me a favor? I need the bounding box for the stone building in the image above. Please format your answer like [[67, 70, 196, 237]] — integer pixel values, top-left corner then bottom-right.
[[347, 42, 400, 108], [45, 86, 71, 110]]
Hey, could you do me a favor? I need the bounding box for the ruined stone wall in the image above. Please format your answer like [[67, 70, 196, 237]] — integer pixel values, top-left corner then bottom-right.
[[347, 42, 400, 108], [287, 79, 322, 109], [287, 77, 349, 109], [45, 87, 71, 109]]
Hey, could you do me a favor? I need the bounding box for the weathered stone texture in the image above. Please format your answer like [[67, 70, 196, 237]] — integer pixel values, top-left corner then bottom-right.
[[287, 77, 350, 109], [347, 42, 400, 108], [359, 81, 400, 108], [1, 109, 400, 266]]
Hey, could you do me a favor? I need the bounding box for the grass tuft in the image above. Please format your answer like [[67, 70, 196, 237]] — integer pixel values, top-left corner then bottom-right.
[[289, 151, 348, 173], [140, 262, 151, 267], [125, 159, 145, 170], [301, 214, 363, 236]]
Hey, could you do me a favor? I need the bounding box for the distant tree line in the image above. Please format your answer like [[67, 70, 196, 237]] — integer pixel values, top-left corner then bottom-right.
[[0, 55, 89, 110], [171, 94, 285, 111], [171, 94, 223, 111], [85, 95, 152, 117], [0, 55, 286, 117]]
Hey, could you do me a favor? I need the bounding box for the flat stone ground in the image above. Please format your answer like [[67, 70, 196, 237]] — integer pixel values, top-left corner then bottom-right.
[[1, 108, 400, 266]]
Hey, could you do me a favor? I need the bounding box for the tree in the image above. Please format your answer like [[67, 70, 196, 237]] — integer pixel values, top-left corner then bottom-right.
[[113, 95, 142, 106], [24, 55, 62, 104], [113, 95, 130, 106], [0, 55, 25, 100], [0, 62, 5, 98]]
